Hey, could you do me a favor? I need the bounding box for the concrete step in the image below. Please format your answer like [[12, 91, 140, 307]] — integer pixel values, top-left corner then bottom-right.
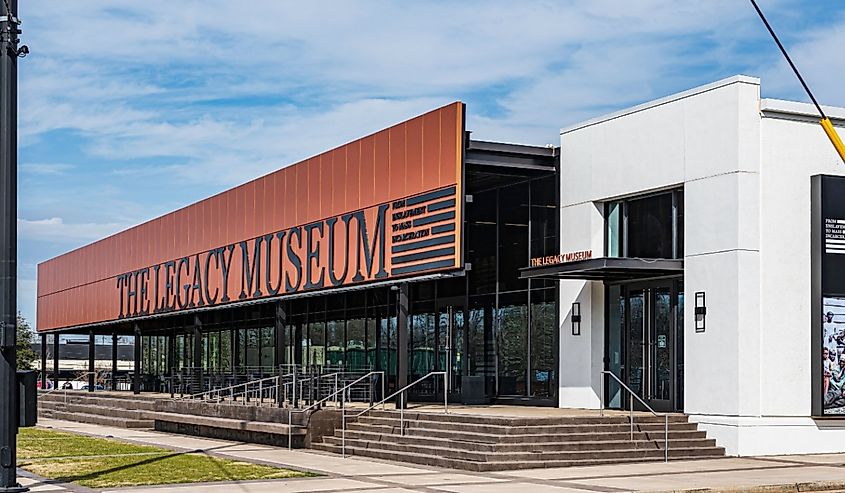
[[321, 435, 724, 463], [49, 410, 154, 429], [39, 393, 157, 411], [337, 429, 717, 452], [351, 417, 699, 436], [311, 442, 725, 472], [366, 410, 689, 426]]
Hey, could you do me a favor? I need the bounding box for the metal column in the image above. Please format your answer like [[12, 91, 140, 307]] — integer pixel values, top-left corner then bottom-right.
[[0, 0, 25, 489], [39, 334, 46, 389], [193, 316, 203, 394], [87, 331, 95, 392], [395, 283, 409, 408], [274, 302, 286, 368], [111, 333, 118, 391], [52, 334, 59, 390], [132, 324, 141, 394]]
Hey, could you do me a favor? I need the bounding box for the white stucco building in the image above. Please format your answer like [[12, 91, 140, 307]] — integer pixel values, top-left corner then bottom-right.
[[542, 75, 845, 456]]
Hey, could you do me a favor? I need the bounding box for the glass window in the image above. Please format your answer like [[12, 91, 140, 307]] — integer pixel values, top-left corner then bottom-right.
[[606, 190, 683, 259], [530, 288, 556, 399], [606, 202, 622, 257], [260, 327, 274, 368], [245, 328, 260, 367], [467, 189, 497, 295], [346, 311, 366, 371], [498, 183, 529, 292], [326, 312, 344, 367], [496, 291, 528, 396]]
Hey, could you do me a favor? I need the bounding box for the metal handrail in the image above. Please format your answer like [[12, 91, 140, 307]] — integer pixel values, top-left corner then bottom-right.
[[287, 371, 384, 450], [39, 371, 101, 404], [342, 371, 447, 458], [186, 373, 285, 403], [600, 370, 668, 462]]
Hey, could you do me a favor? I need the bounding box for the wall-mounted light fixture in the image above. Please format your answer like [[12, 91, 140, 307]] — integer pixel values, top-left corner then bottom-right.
[[571, 302, 581, 336], [695, 292, 706, 333]]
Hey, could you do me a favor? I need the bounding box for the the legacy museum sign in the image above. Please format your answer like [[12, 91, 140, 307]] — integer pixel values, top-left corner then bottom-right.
[[36, 103, 465, 331]]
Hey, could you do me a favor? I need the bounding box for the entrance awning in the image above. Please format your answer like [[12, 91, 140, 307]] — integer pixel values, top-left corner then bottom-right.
[[519, 257, 683, 282]]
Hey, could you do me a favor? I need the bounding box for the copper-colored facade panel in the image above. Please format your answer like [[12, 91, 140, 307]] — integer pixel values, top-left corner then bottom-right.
[[389, 125, 406, 200], [345, 143, 360, 212], [406, 117, 424, 198], [373, 130, 390, 206], [37, 103, 465, 331], [332, 145, 348, 216], [422, 110, 442, 191], [359, 136, 375, 209]]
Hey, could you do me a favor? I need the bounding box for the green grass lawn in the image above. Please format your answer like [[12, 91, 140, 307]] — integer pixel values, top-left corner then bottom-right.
[[17, 427, 316, 488]]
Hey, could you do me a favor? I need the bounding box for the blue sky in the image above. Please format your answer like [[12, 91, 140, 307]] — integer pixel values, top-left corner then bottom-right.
[[17, 0, 845, 326]]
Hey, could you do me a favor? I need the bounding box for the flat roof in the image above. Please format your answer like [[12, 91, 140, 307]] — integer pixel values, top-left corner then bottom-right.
[[561, 75, 760, 134]]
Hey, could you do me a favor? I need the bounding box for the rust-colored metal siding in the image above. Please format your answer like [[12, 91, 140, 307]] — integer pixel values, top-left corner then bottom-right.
[[37, 102, 465, 332]]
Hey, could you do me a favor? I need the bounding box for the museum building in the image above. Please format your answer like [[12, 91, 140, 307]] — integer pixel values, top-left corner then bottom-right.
[[36, 103, 562, 406], [37, 76, 845, 456]]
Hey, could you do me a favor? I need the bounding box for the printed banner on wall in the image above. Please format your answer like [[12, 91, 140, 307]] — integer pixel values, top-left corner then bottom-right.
[[813, 175, 845, 415]]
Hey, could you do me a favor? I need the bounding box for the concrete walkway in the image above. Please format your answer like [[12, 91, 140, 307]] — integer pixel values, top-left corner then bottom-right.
[[30, 418, 845, 493]]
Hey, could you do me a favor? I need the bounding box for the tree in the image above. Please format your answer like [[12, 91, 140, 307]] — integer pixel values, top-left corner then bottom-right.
[[16, 313, 37, 370]]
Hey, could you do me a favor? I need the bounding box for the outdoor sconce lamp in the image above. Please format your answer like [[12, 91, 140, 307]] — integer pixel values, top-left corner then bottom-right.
[[695, 292, 706, 333], [571, 302, 581, 336]]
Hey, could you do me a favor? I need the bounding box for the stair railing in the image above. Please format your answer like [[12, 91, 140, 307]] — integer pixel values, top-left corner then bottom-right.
[[341, 371, 447, 458], [287, 371, 384, 450], [185, 373, 289, 405], [599, 370, 668, 462], [39, 371, 102, 404]]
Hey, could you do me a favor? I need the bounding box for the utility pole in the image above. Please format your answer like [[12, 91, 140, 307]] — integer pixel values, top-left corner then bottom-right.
[[0, 0, 26, 490]]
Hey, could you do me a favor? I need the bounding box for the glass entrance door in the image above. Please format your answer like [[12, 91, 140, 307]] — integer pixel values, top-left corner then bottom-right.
[[410, 297, 464, 400], [618, 280, 681, 412]]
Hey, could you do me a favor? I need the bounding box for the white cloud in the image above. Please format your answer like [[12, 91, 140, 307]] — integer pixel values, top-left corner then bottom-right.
[[18, 217, 129, 243], [20, 163, 75, 175]]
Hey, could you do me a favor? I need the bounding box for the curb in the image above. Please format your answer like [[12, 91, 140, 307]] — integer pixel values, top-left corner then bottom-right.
[[650, 480, 845, 493]]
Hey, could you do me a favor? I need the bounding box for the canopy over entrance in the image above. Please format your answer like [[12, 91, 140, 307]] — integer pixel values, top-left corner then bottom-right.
[[519, 257, 683, 282]]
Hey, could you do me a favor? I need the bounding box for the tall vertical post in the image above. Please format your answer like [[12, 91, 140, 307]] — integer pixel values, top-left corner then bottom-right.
[[52, 334, 59, 390], [395, 283, 409, 408], [39, 334, 46, 389], [0, 0, 25, 488], [132, 324, 141, 394], [87, 331, 95, 392], [274, 302, 286, 370], [193, 316, 203, 394], [111, 333, 118, 391]]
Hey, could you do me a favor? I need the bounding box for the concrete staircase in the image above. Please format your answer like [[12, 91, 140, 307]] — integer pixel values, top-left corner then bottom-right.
[[312, 410, 725, 471], [38, 391, 156, 428]]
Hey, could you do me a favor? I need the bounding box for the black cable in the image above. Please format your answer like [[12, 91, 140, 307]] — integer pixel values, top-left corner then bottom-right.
[[749, 0, 826, 119]]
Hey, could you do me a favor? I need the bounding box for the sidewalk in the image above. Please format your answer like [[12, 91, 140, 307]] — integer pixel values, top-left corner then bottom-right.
[[34, 418, 845, 493]]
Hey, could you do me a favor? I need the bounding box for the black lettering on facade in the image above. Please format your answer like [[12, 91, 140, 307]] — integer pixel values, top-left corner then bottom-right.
[[176, 256, 190, 309], [153, 264, 162, 312], [204, 249, 219, 304], [326, 217, 350, 286], [240, 238, 264, 300], [139, 268, 150, 315], [350, 204, 388, 281], [219, 245, 235, 302], [285, 226, 303, 292], [164, 260, 176, 310], [304, 222, 325, 289], [190, 254, 204, 308], [265, 232, 285, 296], [117, 274, 126, 319]]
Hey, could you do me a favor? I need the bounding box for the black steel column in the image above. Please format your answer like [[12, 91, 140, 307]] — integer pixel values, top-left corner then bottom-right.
[[193, 316, 203, 394], [167, 328, 175, 391], [39, 334, 46, 389], [0, 0, 24, 489], [274, 302, 286, 369], [132, 324, 141, 394], [52, 334, 59, 390], [395, 283, 409, 408], [111, 333, 118, 391], [87, 331, 95, 392]]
